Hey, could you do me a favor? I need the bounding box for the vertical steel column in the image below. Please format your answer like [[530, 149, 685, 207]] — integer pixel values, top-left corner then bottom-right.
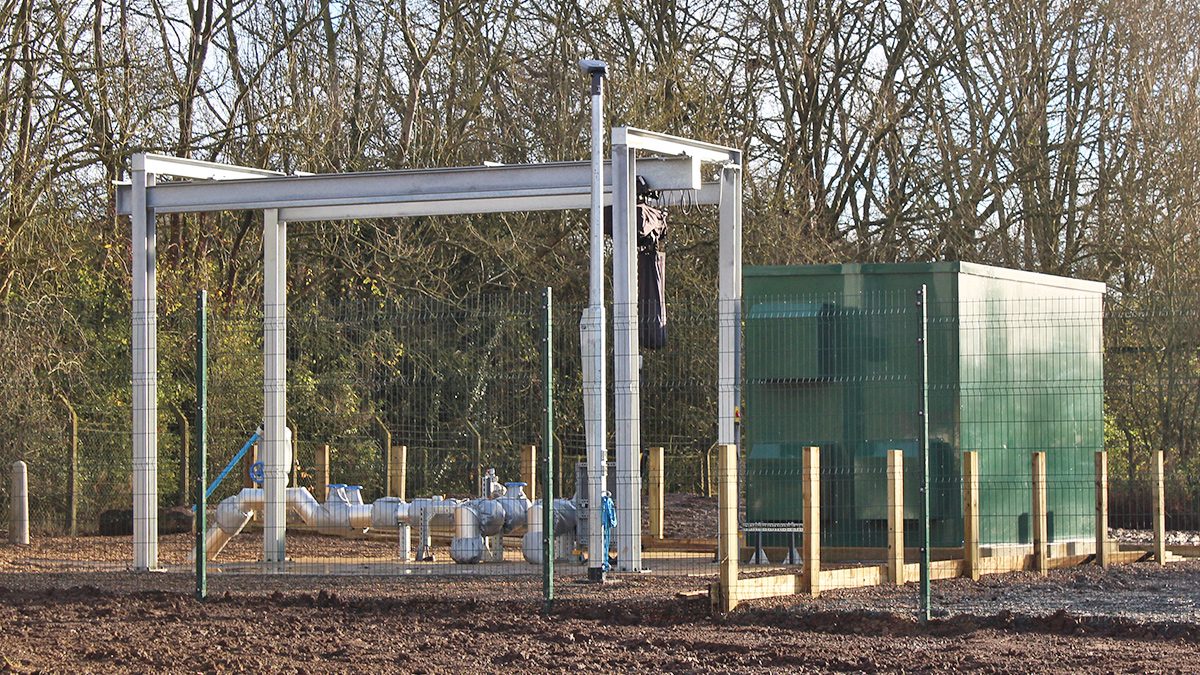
[[541, 287, 555, 613], [263, 209, 287, 563], [131, 154, 159, 570], [195, 290, 208, 600], [716, 444, 739, 612], [580, 60, 608, 582], [612, 140, 641, 572], [917, 285, 931, 623], [717, 161, 743, 447]]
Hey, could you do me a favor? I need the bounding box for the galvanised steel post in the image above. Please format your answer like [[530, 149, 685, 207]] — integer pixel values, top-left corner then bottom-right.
[[917, 285, 931, 623], [195, 290, 208, 601], [579, 58, 608, 582], [542, 287, 555, 613]]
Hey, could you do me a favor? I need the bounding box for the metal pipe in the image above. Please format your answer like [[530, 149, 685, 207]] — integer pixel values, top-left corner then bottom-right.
[[524, 498, 577, 564], [190, 487, 547, 565], [582, 60, 606, 307], [9, 461, 28, 546], [451, 504, 485, 564], [497, 482, 531, 534], [207, 431, 260, 501], [579, 58, 609, 584]]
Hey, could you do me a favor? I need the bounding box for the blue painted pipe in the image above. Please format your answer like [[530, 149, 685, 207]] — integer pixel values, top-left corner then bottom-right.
[[205, 431, 261, 500]]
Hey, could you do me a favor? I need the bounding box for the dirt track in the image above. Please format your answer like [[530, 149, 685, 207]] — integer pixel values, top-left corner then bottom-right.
[[2, 563, 1200, 674]]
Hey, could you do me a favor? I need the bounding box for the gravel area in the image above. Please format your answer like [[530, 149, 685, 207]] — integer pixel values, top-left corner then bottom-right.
[[771, 560, 1200, 625], [1114, 527, 1200, 545]]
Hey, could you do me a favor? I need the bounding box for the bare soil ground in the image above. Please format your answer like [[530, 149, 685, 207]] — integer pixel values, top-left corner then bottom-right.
[[3, 493, 1200, 674], [2, 544, 1200, 673]]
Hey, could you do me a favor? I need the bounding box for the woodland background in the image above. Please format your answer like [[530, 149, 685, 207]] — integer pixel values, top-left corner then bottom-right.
[[1, 0, 1198, 529]]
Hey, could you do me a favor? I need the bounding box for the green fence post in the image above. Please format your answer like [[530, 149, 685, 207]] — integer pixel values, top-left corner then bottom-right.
[[195, 290, 208, 601], [917, 285, 931, 623], [542, 286, 555, 614]]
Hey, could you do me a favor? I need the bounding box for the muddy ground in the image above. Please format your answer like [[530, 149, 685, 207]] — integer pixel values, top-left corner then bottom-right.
[[2, 492, 1200, 674], [1, 557, 1199, 673]]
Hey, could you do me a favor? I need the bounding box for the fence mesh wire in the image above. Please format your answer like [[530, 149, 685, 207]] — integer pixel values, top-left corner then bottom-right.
[[0, 287, 1196, 604]]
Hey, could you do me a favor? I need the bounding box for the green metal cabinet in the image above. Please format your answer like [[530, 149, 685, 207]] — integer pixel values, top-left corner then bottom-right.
[[743, 262, 1105, 549]]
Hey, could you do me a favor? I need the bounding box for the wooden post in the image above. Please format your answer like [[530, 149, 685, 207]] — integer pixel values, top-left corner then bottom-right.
[[390, 445, 408, 501], [1153, 449, 1166, 565], [1032, 452, 1048, 576], [175, 406, 188, 509], [243, 443, 259, 489], [1095, 451, 1109, 568], [289, 426, 299, 488], [469, 423, 482, 494], [61, 395, 78, 536], [648, 446, 665, 540], [716, 443, 739, 612], [887, 449, 905, 584], [316, 444, 330, 501], [802, 446, 821, 597], [377, 417, 392, 495], [700, 444, 710, 497], [963, 451, 980, 580], [521, 444, 537, 500]]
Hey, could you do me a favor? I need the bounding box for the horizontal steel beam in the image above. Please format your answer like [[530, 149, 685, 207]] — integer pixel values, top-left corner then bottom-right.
[[135, 153, 285, 180], [616, 127, 739, 165], [281, 191, 599, 222], [116, 156, 714, 220], [282, 181, 722, 222]]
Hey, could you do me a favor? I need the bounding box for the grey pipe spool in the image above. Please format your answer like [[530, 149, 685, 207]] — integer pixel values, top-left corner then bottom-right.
[[10, 460, 29, 546]]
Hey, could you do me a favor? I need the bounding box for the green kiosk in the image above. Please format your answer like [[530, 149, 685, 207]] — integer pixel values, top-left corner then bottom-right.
[[743, 262, 1105, 552]]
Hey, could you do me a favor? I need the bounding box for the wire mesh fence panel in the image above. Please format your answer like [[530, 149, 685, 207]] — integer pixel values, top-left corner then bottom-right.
[[635, 297, 721, 576], [725, 270, 1107, 611], [957, 294, 1104, 564], [5, 280, 1200, 609], [1105, 294, 1200, 558], [183, 293, 550, 582], [741, 290, 918, 572], [0, 298, 137, 568]]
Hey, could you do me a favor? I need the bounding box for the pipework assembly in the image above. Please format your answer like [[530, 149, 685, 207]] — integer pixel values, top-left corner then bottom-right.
[[190, 462, 601, 565]]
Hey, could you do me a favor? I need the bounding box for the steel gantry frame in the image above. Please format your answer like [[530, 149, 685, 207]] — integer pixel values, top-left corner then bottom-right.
[[117, 127, 742, 573]]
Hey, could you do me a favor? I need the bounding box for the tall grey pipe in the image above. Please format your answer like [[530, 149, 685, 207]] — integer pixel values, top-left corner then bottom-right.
[[10, 460, 29, 545], [582, 59, 606, 308], [579, 58, 608, 582]]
